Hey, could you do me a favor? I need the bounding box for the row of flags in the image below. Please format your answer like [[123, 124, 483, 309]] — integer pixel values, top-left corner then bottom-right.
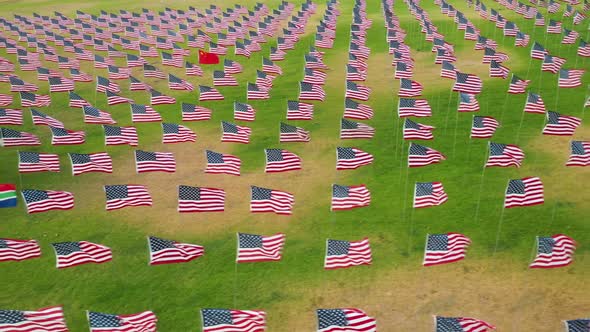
[[0, 232, 576, 269], [21, 304, 588, 332]]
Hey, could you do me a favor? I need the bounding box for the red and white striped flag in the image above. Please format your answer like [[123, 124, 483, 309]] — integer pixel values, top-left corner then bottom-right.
[[434, 316, 495, 331], [52, 241, 112, 268], [148, 236, 204, 265], [135, 150, 176, 173], [504, 177, 544, 208], [408, 143, 446, 167], [470, 116, 499, 138], [264, 149, 301, 173], [104, 184, 153, 211], [88, 310, 157, 332], [250, 186, 294, 215], [316, 308, 377, 332], [542, 111, 581, 136], [0, 238, 42, 262], [18, 151, 60, 173], [205, 150, 241, 176], [69, 152, 113, 175], [50, 127, 85, 145], [324, 238, 372, 269], [178, 185, 225, 213], [236, 233, 285, 262], [423, 233, 471, 266], [336, 147, 374, 170], [529, 234, 576, 268], [414, 182, 448, 208], [0, 306, 69, 331], [566, 141, 590, 166], [331, 184, 371, 210]]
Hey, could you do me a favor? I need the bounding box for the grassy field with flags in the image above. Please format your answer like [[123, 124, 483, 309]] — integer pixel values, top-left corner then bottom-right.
[[0, 0, 589, 330]]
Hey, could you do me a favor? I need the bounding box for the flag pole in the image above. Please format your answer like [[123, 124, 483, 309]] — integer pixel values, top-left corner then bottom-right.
[[233, 233, 239, 307], [493, 180, 509, 255], [452, 94, 460, 158], [473, 144, 488, 223], [407, 185, 416, 254]]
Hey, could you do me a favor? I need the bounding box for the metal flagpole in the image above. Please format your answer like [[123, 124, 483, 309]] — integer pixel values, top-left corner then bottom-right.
[[452, 94, 460, 158], [493, 180, 509, 254], [233, 233, 239, 307], [473, 144, 488, 223]]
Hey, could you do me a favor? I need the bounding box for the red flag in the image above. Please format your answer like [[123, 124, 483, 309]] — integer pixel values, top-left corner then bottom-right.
[[198, 50, 219, 64]]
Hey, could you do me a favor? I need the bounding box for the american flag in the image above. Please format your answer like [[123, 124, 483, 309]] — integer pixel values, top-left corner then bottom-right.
[[213, 70, 238, 86], [504, 177, 544, 208], [453, 72, 482, 94], [345, 81, 371, 101], [69, 152, 113, 175], [564, 319, 590, 332], [48, 77, 74, 92], [161, 123, 197, 144], [10, 77, 38, 93], [542, 111, 581, 136], [0, 238, 41, 262], [280, 122, 310, 142], [88, 310, 157, 332], [181, 102, 211, 121], [256, 70, 274, 90], [434, 316, 495, 331], [50, 127, 85, 145], [205, 150, 241, 176], [199, 85, 224, 101], [234, 102, 256, 121], [224, 59, 243, 74], [529, 234, 576, 269], [440, 61, 457, 79], [0, 306, 68, 331], [344, 98, 373, 120], [150, 89, 176, 105], [143, 64, 166, 79], [168, 73, 194, 91], [21, 189, 74, 214], [578, 40, 590, 57], [131, 104, 162, 123], [106, 90, 133, 106], [96, 76, 120, 93], [562, 29, 579, 44], [486, 142, 525, 168], [235, 41, 251, 58], [70, 69, 93, 82], [413, 182, 448, 208], [530, 42, 548, 60], [178, 185, 225, 213], [558, 69, 584, 88], [264, 149, 301, 173], [566, 141, 590, 166], [221, 121, 251, 144], [105, 184, 152, 211], [482, 48, 508, 63], [69, 91, 91, 108], [1, 127, 41, 146], [508, 74, 530, 94], [547, 19, 562, 33], [31, 109, 63, 128], [324, 238, 372, 269], [524, 92, 546, 114], [250, 186, 294, 215], [471, 116, 499, 138], [331, 184, 371, 210], [247, 83, 270, 100], [107, 65, 130, 80], [304, 67, 328, 85], [104, 125, 138, 146], [304, 54, 328, 70], [408, 143, 446, 167], [236, 232, 286, 262], [541, 55, 566, 73], [161, 51, 183, 67], [185, 62, 203, 76], [287, 100, 314, 120], [395, 61, 414, 79], [262, 57, 283, 75], [458, 93, 479, 112], [148, 235, 204, 264], [316, 308, 376, 332], [201, 309, 267, 332], [336, 147, 373, 170], [299, 82, 326, 101], [135, 150, 176, 173], [398, 78, 423, 97], [340, 119, 374, 139], [127, 54, 147, 67], [489, 60, 509, 78], [398, 98, 432, 117], [404, 119, 434, 140], [20, 92, 51, 107], [515, 31, 530, 47], [0, 94, 13, 107], [423, 233, 471, 266], [83, 106, 116, 124], [0, 110, 21, 127], [18, 151, 60, 173], [52, 241, 112, 268]]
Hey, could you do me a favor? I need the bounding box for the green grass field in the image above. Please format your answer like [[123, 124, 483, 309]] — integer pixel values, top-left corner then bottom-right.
[[1, 0, 588, 330]]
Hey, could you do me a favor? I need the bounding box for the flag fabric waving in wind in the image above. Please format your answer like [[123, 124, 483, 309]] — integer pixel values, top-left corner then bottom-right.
[[88, 310, 157, 332], [51, 241, 112, 268], [529, 234, 576, 269], [336, 147, 373, 170], [324, 238, 372, 270], [408, 143, 446, 167], [21, 189, 74, 213], [504, 177, 544, 208], [0, 238, 41, 262], [316, 308, 377, 332], [205, 150, 241, 176], [178, 185, 225, 213], [264, 149, 302, 173], [201, 309, 266, 332], [0, 306, 69, 332], [434, 316, 495, 332], [331, 184, 371, 210], [148, 236, 205, 265], [18, 151, 60, 173], [485, 143, 525, 168], [104, 184, 152, 211], [423, 233, 471, 266], [566, 141, 590, 166], [250, 186, 294, 215], [414, 182, 448, 208], [236, 233, 286, 263]]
